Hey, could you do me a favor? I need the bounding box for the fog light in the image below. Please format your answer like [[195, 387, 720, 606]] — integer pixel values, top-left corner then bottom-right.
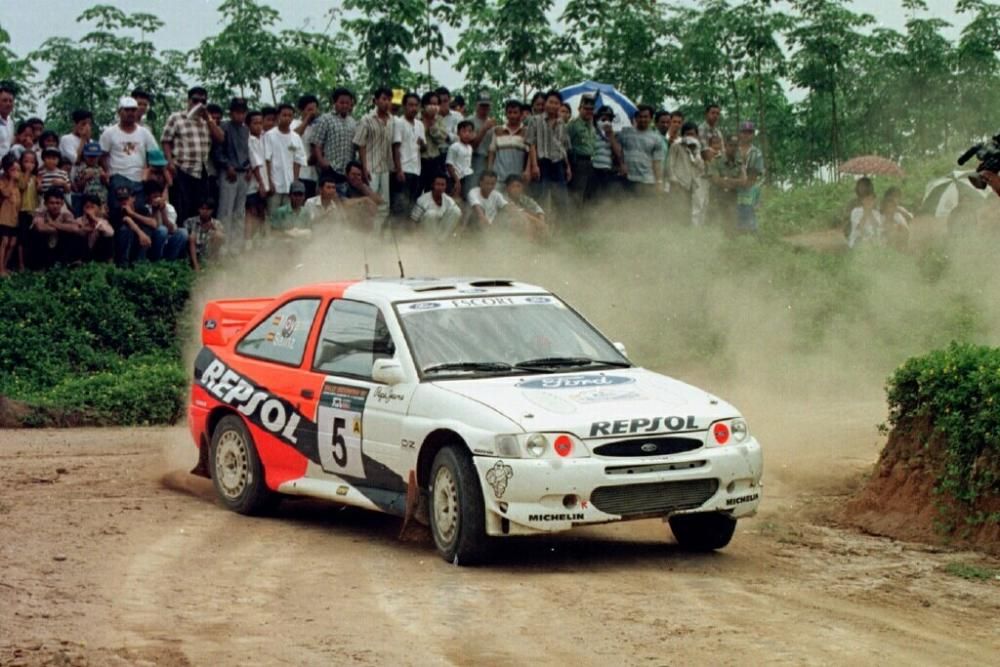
[[713, 422, 730, 445], [554, 435, 573, 457], [562, 494, 578, 509]]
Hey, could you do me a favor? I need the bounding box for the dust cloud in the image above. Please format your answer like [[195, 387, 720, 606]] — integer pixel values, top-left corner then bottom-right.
[[180, 195, 1000, 495]]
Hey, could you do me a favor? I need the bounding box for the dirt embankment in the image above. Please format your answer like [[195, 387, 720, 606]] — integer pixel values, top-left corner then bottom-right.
[[844, 416, 1000, 555]]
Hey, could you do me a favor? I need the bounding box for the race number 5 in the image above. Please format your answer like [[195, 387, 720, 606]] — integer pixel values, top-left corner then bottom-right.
[[331, 417, 348, 467]]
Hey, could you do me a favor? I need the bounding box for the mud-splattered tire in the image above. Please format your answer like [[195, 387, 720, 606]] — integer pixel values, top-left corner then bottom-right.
[[669, 512, 736, 551], [209, 414, 279, 515], [428, 446, 488, 565]]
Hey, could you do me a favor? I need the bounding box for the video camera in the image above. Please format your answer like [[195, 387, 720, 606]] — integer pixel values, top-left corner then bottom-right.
[[958, 133, 1000, 189]]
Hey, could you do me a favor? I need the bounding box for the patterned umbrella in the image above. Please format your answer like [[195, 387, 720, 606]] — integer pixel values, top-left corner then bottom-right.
[[560, 81, 638, 131], [840, 155, 904, 177], [921, 170, 989, 218]]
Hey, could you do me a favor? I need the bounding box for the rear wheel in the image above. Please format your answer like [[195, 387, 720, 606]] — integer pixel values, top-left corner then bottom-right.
[[668, 512, 736, 551], [428, 446, 488, 565], [209, 414, 279, 515]]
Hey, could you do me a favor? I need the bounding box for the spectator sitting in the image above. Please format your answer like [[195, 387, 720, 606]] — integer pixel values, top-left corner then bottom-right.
[[446, 120, 475, 200], [305, 176, 347, 228], [29, 188, 74, 267], [146, 181, 188, 260], [337, 160, 381, 230], [0, 153, 23, 275], [502, 174, 547, 238], [410, 173, 461, 239], [271, 180, 311, 237], [38, 148, 71, 194], [466, 169, 508, 230], [74, 194, 114, 262], [847, 189, 883, 249], [184, 199, 224, 271], [111, 183, 180, 265]]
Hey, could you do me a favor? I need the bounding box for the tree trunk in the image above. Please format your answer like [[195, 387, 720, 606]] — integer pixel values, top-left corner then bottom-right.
[[830, 74, 840, 176], [267, 76, 277, 105], [755, 55, 768, 183]]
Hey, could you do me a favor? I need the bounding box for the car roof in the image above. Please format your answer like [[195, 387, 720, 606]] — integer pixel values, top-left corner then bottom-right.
[[276, 277, 549, 304]]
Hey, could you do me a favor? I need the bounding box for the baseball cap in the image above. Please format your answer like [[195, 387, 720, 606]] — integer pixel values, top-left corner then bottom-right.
[[289, 180, 306, 195], [82, 141, 102, 158], [147, 148, 168, 167], [118, 96, 139, 110], [476, 92, 491, 106], [739, 121, 755, 133]]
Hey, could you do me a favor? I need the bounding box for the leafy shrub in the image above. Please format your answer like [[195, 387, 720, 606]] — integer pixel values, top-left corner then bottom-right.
[[885, 343, 1000, 525], [0, 262, 194, 425]]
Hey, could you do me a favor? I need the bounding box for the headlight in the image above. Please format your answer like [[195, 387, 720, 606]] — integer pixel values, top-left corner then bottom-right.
[[495, 434, 520, 458], [711, 418, 749, 445], [525, 433, 548, 457], [731, 419, 749, 442]]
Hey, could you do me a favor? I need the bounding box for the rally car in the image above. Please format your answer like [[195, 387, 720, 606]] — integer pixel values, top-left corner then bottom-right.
[[189, 277, 763, 564]]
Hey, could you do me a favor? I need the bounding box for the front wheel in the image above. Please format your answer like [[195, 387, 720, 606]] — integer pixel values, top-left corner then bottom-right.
[[209, 414, 280, 515], [668, 512, 736, 551], [428, 446, 488, 565]]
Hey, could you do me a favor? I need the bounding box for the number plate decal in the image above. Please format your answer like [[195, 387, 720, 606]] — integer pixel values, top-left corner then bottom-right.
[[317, 383, 369, 477]]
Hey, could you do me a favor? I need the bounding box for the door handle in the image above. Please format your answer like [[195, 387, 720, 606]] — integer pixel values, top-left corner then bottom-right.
[[300, 389, 315, 399]]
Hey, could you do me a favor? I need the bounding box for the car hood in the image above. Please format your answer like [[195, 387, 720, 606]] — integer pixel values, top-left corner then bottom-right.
[[432, 367, 738, 439]]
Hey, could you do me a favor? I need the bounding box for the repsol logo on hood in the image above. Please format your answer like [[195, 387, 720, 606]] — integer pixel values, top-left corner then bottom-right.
[[518, 375, 635, 390], [195, 349, 319, 463], [590, 416, 698, 437]]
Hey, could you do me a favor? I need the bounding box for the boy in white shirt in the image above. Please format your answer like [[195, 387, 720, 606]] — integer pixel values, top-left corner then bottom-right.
[[411, 173, 461, 239], [446, 120, 475, 201], [392, 92, 426, 216], [847, 191, 883, 249], [264, 103, 307, 217], [245, 110, 268, 246], [466, 170, 508, 229]]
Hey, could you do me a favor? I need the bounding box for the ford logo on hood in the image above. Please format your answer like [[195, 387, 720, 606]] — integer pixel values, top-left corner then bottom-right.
[[518, 375, 635, 390]]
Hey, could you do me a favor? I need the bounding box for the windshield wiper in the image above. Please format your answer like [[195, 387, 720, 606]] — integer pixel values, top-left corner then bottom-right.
[[515, 356, 631, 369], [422, 361, 514, 374]]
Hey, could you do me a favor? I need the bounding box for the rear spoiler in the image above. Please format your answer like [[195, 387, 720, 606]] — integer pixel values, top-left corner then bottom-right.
[[201, 297, 276, 346]]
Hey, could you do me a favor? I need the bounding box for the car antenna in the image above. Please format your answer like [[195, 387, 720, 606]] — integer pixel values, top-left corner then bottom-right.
[[363, 237, 370, 280], [390, 223, 405, 278]]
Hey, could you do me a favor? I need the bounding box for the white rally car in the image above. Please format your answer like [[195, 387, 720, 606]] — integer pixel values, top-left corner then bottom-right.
[[189, 277, 763, 564]]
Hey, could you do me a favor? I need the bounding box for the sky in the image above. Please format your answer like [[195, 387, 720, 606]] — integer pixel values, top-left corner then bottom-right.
[[2, 0, 973, 99]]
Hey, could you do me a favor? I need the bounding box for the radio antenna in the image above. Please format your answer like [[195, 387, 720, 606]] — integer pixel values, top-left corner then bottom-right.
[[390, 223, 405, 278], [363, 236, 370, 280]]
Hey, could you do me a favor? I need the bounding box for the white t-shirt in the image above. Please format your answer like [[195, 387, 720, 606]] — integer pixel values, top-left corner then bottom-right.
[[304, 195, 346, 226], [264, 128, 307, 195], [99, 124, 158, 182], [411, 191, 460, 223], [393, 117, 426, 176], [848, 207, 884, 248], [446, 142, 473, 179], [291, 119, 316, 182], [59, 133, 82, 166], [0, 114, 12, 158], [247, 134, 268, 195], [468, 187, 508, 224]]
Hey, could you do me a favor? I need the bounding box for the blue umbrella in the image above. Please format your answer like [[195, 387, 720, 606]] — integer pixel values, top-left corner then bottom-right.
[[560, 81, 638, 130]]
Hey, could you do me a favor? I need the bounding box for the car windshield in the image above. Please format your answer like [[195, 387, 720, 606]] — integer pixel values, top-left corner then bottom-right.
[[395, 294, 630, 378]]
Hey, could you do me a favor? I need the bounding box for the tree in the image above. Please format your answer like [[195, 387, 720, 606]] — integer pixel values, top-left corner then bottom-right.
[[954, 0, 1000, 144], [343, 0, 432, 92], [0, 23, 38, 115]]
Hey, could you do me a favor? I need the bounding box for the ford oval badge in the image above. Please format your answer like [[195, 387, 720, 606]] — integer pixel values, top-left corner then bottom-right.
[[640, 443, 658, 453]]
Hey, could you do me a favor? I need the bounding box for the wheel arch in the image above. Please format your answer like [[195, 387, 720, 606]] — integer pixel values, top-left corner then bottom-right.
[[192, 406, 244, 479], [416, 428, 468, 489]]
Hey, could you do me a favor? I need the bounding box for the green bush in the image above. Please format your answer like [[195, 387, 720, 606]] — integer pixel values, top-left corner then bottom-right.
[[886, 343, 1000, 525], [0, 262, 194, 425]]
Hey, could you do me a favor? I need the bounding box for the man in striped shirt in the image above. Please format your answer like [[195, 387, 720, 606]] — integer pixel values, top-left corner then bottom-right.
[[353, 88, 396, 234], [526, 90, 572, 218], [487, 99, 529, 189]]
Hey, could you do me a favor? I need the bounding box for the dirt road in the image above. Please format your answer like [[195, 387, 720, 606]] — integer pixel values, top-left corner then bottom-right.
[[2, 413, 998, 666]]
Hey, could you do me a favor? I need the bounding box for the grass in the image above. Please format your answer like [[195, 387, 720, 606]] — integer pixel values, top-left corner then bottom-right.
[[943, 561, 999, 581]]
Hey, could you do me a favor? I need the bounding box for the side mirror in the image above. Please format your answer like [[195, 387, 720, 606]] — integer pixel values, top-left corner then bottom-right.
[[613, 341, 628, 358], [372, 358, 405, 385]]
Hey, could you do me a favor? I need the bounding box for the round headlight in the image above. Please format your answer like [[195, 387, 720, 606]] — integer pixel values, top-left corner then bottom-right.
[[731, 419, 748, 442], [526, 434, 548, 458]]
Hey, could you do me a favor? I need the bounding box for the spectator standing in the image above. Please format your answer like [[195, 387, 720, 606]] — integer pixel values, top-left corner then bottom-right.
[[468, 93, 495, 184], [184, 199, 224, 271], [261, 107, 278, 133], [419, 92, 449, 193], [161, 87, 221, 224], [693, 136, 720, 228], [487, 99, 529, 189], [847, 189, 883, 248], [668, 111, 684, 145], [264, 103, 308, 217], [59, 109, 93, 173], [655, 110, 672, 193], [38, 149, 71, 194], [668, 122, 705, 225], [131, 89, 152, 126], [213, 97, 251, 250], [292, 95, 320, 199], [73, 143, 106, 208], [99, 97, 159, 211], [881, 186, 912, 251], [526, 90, 572, 219], [353, 88, 396, 234], [244, 110, 268, 246], [707, 135, 742, 230], [9, 122, 34, 161], [699, 104, 725, 153], [559, 103, 572, 124], [735, 121, 765, 233], [411, 173, 461, 239], [591, 107, 618, 198], [392, 92, 426, 217], [0, 83, 14, 159], [566, 94, 597, 203], [445, 121, 475, 201], [311, 87, 357, 183], [16, 151, 38, 269], [0, 154, 21, 275], [611, 105, 664, 197], [435, 87, 463, 142]]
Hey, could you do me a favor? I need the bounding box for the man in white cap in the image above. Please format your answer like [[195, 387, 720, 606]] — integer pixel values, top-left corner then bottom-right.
[[99, 96, 159, 211]]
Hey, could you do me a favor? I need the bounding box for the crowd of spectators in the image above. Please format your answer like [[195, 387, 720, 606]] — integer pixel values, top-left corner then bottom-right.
[[0, 80, 765, 276]]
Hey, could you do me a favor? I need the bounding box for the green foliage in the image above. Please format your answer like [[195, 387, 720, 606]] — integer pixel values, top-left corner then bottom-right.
[[943, 561, 999, 581], [885, 343, 1000, 525], [0, 262, 194, 425]]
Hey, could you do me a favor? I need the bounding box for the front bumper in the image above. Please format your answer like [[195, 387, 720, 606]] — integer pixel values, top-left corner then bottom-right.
[[472, 437, 763, 536]]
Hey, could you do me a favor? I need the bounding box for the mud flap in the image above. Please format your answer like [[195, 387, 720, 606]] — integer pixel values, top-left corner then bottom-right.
[[398, 470, 430, 542], [190, 442, 210, 479]]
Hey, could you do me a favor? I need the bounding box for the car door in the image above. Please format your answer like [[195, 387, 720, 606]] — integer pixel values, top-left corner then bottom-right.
[[309, 298, 413, 492]]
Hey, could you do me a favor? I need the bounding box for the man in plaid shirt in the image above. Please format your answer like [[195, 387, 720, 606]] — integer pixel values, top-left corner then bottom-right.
[[353, 87, 396, 235], [161, 86, 223, 225], [311, 87, 357, 184]]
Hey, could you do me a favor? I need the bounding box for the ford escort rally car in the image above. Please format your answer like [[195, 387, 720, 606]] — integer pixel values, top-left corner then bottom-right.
[[189, 277, 763, 564]]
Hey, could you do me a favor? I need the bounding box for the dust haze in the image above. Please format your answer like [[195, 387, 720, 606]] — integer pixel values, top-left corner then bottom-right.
[[182, 197, 1000, 494]]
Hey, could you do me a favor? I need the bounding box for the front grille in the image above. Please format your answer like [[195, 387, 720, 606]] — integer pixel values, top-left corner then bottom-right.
[[593, 436, 702, 457], [590, 479, 718, 517]]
